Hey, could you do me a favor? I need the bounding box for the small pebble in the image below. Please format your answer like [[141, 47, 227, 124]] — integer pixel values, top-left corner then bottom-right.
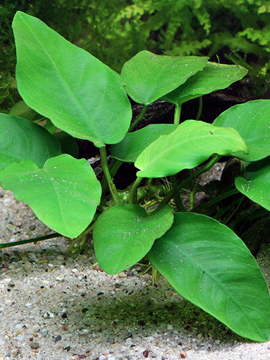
[[22, 262, 32, 271], [6, 224, 16, 233], [11, 349, 20, 357], [7, 280, 15, 287], [43, 311, 55, 319], [28, 253, 39, 263], [118, 272, 126, 278], [29, 342, 40, 349], [180, 350, 187, 359], [32, 325, 40, 333]]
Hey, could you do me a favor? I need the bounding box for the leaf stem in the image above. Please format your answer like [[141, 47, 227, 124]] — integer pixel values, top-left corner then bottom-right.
[[0, 233, 61, 249], [129, 105, 148, 132], [196, 96, 203, 120], [129, 177, 143, 204], [174, 103, 181, 125], [170, 175, 186, 211], [67, 220, 96, 254], [153, 154, 221, 212], [99, 146, 121, 205], [101, 158, 123, 194], [189, 178, 200, 210]]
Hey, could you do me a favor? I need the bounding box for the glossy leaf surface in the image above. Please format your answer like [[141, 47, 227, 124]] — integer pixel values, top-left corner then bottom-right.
[[214, 100, 270, 161], [93, 204, 174, 274], [0, 114, 61, 171], [135, 120, 248, 178], [111, 124, 177, 162], [164, 62, 248, 105], [235, 158, 270, 211], [0, 154, 101, 238], [121, 50, 208, 105], [148, 212, 270, 342], [13, 12, 132, 147]]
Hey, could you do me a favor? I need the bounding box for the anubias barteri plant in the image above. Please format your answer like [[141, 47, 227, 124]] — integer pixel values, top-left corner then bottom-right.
[[1, 12, 270, 342]]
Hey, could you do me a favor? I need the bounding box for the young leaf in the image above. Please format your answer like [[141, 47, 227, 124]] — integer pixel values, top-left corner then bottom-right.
[[164, 62, 248, 105], [121, 50, 208, 105], [111, 124, 177, 162], [213, 100, 270, 161], [235, 157, 270, 211], [135, 120, 248, 178], [0, 114, 61, 171], [148, 212, 270, 342], [12, 12, 132, 147], [93, 204, 174, 274], [0, 154, 101, 238]]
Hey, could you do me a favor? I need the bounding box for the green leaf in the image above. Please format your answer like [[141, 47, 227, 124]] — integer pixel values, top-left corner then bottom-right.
[[213, 100, 270, 161], [135, 120, 248, 178], [93, 204, 174, 274], [121, 50, 208, 105], [111, 124, 177, 162], [12, 11, 132, 147], [235, 157, 270, 211], [164, 62, 248, 105], [0, 154, 101, 238], [148, 212, 270, 342], [0, 114, 61, 171]]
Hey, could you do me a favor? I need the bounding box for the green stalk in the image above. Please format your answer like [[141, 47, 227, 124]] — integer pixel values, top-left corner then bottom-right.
[[153, 155, 221, 212], [99, 146, 121, 205], [101, 159, 123, 194], [129, 177, 143, 204], [129, 105, 148, 132], [0, 233, 61, 249], [189, 179, 200, 210], [170, 175, 186, 211], [196, 96, 203, 120], [67, 220, 96, 254], [174, 103, 181, 125]]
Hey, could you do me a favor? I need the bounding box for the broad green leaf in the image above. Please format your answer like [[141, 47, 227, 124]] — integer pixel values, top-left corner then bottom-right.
[[0, 114, 61, 171], [148, 212, 270, 342], [0, 154, 101, 238], [111, 124, 177, 162], [13, 12, 132, 147], [121, 50, 208, 105], [93, 204, 174, 274], [135, 120, 248, 178], [213, 100, 270, 161], [235, 157, 270, 211], [164, 62, 248, 105]]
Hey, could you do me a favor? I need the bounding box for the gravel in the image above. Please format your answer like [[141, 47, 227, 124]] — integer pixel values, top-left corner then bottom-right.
[[1, 187, 270, 360]]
